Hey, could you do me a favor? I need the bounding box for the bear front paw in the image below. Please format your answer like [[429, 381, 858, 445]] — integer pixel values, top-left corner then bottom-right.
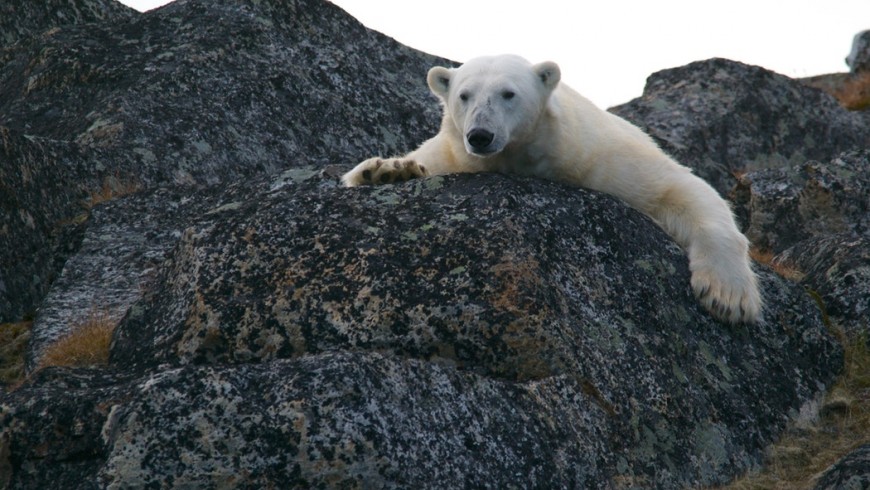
[[341, 158, 428, 187], [691, 262, 762, 324]]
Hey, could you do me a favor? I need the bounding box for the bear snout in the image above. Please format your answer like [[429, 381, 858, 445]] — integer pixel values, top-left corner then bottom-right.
[[466, 128, 495, 153]]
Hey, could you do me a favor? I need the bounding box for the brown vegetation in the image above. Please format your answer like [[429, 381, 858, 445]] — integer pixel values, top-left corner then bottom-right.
[[720, 335, 870, 489], [36, 311, 117, 370], [805, 72, 870, 111], [0, 321, 32, 387], [833, 72, 870, 110], [83, 175, 140, 210], [749, 248, 804, 282]]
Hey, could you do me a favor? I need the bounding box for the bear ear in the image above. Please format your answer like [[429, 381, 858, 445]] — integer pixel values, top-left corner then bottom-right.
[[533, 61, 561, 91], [427, 66, 452, 99]]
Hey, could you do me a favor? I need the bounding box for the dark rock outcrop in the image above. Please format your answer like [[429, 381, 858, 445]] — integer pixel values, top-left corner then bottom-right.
[[847, 30, 870, 73], [777, 234, 870, 340], [733, 150, 870, 340], [0, 0, 449, 322], [611, 58, 870, 196], [0, 130, 96, 322], [23, 183, 227, 370], [735, 150, 870, 254], [0, 0, 135, 47], [0, 367, 136, 488], [4, 169, 843, 488], [813, 443, 870, 490]]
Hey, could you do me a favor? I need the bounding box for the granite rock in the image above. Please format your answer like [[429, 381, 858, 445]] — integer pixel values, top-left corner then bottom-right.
[[0, 0, 449, 322], [735, 150, 870, 254], [24, 184, 228, 371], [2, 169, 843, 488], [813, 443, 870, 490], [610, 58, 870, 196], [847, 30, 870, 73], [0, 0, 135, 47], [0, 128, 98, 322], [777, 234, 870, 340]]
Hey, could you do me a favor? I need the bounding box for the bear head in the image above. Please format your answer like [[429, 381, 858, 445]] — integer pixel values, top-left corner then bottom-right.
[[427, 54, 561, 157]]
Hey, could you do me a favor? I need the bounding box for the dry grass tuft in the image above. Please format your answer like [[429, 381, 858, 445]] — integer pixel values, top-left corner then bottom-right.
[[83, 175, 140, 210], [0, 321, 32, 388], [832, 72, 870, 110], [750, 248, 804, 282], [719, 334, 870, 489], [37, 311, 117, 370]]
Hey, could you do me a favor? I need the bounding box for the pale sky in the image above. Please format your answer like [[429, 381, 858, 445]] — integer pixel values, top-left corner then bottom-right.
[[121, 0, 867, 108]]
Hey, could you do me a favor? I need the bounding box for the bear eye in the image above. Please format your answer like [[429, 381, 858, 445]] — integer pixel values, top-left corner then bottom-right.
[[459, 92, 469, 102], [502, 90, 515, 100]]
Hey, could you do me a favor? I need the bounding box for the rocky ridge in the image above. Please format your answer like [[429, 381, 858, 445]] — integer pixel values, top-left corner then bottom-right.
[[0, 0, 448, 322], [1, 0, 868, 488]]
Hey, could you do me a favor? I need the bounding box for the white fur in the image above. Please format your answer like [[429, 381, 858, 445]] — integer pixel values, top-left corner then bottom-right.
[[343, 55, 762, 324]]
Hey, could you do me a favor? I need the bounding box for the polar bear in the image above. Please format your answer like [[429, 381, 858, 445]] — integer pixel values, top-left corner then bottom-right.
[[342, 55, 761, 324]]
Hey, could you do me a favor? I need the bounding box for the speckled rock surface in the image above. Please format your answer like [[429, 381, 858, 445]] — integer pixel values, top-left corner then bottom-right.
[[733, 149, 870, 340], [0, 0, 135, 47], [847, 30, 870, 73], [0, 129, 98, 322], [99, 170, 841, 488], [610, 58, 870, 196], [0, 367, 136, 489], [813, 443, 870, 490], [98, 354, 605, 488], [777, 235, 870, 340], [1, 168, 844, 486], [24, 184, 228, 371], [735, 150, 870, 254], [0, 0, 449, 322]]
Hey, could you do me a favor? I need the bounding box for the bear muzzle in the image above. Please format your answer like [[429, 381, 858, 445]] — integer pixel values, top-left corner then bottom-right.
[[466, 128, 497, 155]]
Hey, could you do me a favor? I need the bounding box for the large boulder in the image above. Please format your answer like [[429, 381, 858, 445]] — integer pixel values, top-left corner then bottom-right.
[[3, 170, 843, 488], [23, 183, 228, 371], [734, 149, 870, 340], [777, 234, 870, 340], [846, 30, 870, 73], [0, 0, 134, 47], [735, 150, 870, 254], [0, 0, 449, 322], [610, 58, 870, 196], [0, 130, 95, 322], [814, 443, 870, 490]]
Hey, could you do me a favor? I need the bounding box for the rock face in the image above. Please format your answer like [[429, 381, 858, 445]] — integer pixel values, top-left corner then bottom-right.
[[610, 58, 870, 196], [3, 169, 844, 488], [23, 184, 227, 371], [0, 0, 863, 488], [730, 150, 870, 341], [0, 0, 135, 47], [735, 150, 870, 254], [777, 234, 870, 340], [0, 0, 448, 322], [847, 30, 870, 73], [814, 443, 870, 490]]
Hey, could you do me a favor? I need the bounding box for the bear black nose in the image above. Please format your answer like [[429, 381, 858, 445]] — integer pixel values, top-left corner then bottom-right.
[[466, 129, 494, 150]]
